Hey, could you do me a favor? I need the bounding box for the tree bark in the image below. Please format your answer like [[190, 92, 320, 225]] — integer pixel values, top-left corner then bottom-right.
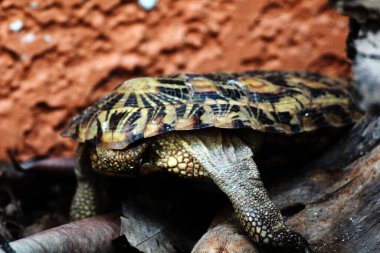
[[194, 116, 380, 253], [330, 0, 380, 114]]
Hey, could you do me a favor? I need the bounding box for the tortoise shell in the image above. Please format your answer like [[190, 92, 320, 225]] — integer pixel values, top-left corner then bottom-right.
[[62, 71, 363, 149]]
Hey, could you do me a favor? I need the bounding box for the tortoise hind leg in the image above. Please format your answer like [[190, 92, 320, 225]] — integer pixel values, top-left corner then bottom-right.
[[153, 130, 312, 252], [70, 144, 105, 220]]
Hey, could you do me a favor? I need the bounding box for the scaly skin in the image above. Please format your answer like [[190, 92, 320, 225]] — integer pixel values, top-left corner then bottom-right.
[[71, 142, 149, 220], [71, 129, 312, 252], [70, 144, 103, 220], [152, 130, 311, 252], [91, 141, 148, 176]]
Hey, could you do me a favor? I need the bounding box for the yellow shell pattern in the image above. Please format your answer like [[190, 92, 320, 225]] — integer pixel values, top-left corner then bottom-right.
[[62, 71, 363, 149]]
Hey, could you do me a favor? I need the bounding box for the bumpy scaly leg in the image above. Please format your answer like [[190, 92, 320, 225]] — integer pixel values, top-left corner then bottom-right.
[[70, 144, 105, 220], [151, 130, 312, 252], [151, 138, 209, 179], [70, 142, 149, 220]]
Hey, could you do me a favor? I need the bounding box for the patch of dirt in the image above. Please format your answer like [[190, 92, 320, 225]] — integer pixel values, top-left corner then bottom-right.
[[0, 0, 350, 161]]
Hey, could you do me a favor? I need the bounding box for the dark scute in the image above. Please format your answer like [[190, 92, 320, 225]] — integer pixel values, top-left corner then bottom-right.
[[307, 86, 344, 99], [146, 108, 154, 122], [189, 104, 201, 116], [250, 89, 303, 104], [149, 107, 166, 121], [157, 87, 188, 100], [124, 93, 138, 107], [296, 109, 330, 128], [192, 106, 205, 118], [230, 105, 241, 113], [109, 111, 126, 131], [232, 119, 246, 128], [323, 105, 352, 124], [126, 110, 142, 126], [175, 104, 187, 118], [247, 106, 275, 125], [98, 93, 124, 110], [262, 73, 291, 87], [191, 106, 206, 127], [146, 93, 165, 106], [140, 95, 152, 108], [219, 86, 244, 100], [210, 104, 230, 115], [93, 118, 103, 145], [157, 78, 186, 86], [203, 73, 235, 82], [274, 111, 292, 124], [250, 92, 281, 103], [305, 86, 327, 98], [248, 93, 263, 104], [193, 91, 228, 102], [313, 114, 330, 128]]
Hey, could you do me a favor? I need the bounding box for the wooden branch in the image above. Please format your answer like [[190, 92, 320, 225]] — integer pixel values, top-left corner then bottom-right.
[[269, 116, 380, 252], [194, 116, 380, 252], [2, 214, 120, 253]]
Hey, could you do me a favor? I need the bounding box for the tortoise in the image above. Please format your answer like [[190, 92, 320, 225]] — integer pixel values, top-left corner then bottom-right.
[[62, 70, 363, 252]]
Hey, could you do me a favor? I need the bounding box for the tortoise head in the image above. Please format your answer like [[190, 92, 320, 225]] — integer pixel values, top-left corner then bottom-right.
[[90, 141, 149, 176]]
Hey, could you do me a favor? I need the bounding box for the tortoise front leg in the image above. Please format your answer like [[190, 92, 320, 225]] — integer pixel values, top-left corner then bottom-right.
[[152, 130, 312, 252], [70, 144, 105, 220], [212, 157, 310, 251]]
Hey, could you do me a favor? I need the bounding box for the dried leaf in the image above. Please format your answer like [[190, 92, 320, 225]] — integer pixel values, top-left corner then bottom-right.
[[120, 196, 195, 253]]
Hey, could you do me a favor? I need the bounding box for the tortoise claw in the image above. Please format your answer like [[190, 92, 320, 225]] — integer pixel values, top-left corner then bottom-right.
[[270, 230, 312, 253]]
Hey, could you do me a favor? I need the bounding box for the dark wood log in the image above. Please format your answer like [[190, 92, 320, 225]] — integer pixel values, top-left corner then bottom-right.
[[270, 116, 380, 253], [194, 116, 380, 253], [330, 0, 380, 114]]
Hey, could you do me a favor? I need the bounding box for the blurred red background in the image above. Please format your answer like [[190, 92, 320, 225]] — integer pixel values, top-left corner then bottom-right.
[[0, 0, 350, 160]]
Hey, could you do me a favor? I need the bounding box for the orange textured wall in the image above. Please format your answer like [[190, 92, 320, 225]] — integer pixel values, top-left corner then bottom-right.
[[0, 0, 349, 160]]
